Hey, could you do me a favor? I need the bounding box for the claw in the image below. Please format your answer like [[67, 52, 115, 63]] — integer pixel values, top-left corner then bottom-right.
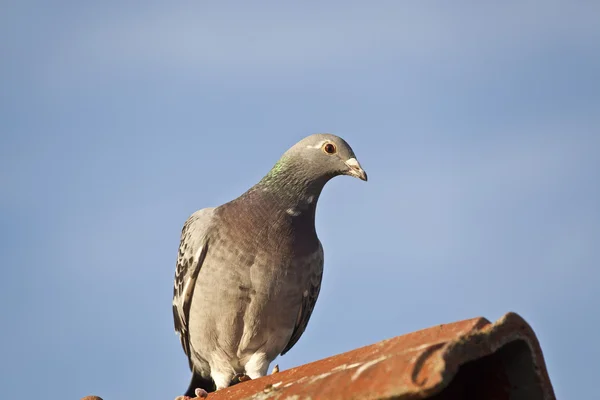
[[230, 373, 252, 385], [271, 364, 280, 374]]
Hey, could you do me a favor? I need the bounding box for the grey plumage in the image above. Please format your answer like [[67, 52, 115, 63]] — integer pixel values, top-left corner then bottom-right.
[[173, 133, 367, 397]]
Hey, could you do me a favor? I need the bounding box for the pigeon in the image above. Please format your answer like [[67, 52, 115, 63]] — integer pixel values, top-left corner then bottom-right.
[[172, 133, 367, 398]]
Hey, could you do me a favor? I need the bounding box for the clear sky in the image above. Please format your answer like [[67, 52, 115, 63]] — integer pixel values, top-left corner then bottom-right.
[[1, 2, 598, 399]]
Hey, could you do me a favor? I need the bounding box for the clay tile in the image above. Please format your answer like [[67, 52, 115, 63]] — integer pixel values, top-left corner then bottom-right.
[[201, 312, 555, 400]]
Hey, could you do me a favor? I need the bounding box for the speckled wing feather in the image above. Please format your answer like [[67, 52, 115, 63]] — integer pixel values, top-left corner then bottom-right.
[[281, 245, 324, 355], [172, 208, 214, 366]]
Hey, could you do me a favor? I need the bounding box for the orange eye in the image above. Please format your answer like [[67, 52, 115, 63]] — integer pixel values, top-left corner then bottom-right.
[[323, 143, 337, 155]]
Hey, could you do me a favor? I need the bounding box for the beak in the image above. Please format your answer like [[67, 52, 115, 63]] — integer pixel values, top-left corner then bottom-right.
[[344, 157, 368, 181]]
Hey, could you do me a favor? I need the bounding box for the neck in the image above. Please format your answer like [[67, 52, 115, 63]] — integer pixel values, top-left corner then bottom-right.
[[247, 157, 330, 217], [219, 157, 325, 256]]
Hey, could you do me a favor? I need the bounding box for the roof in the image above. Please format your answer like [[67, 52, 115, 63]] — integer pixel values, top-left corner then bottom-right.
[[82, 311, 555, 400]]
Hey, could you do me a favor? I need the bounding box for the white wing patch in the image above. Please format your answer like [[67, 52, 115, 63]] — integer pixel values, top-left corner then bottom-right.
[[286, 207, 301, 216]]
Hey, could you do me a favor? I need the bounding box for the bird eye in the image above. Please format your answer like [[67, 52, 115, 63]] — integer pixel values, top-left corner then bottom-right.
[[323, 143, 337, 155]]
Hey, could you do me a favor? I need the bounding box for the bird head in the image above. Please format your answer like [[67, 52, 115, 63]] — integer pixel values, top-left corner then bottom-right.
[[284, 133, 368, 182]]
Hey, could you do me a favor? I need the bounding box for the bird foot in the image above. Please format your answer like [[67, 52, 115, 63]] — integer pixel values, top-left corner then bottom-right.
[[173, 388, 208, 400], [271, 364, 280, 374], [230, 373, 252, 386]]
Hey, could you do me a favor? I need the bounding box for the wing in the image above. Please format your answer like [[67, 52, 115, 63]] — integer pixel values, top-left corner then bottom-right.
[[280, 245, 324, 355], [172, 208, 214, 367]]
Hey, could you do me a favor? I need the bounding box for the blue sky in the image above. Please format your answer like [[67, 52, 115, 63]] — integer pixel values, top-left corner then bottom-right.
[[1, 2, 599, 399]]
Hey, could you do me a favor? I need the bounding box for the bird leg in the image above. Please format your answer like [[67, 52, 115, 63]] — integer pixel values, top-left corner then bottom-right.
[[271, 364, 280, 374]]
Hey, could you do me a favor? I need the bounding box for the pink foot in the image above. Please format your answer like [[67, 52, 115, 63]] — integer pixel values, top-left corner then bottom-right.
[[174, 388, 208, 400]]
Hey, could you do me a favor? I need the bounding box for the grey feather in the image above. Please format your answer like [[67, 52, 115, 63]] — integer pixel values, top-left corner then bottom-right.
[[173, 209, 214, 367], [172, 133, 367, 395], [281, 249, 324, 355]]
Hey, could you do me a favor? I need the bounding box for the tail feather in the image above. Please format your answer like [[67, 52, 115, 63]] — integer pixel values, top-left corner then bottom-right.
[[184, 372, 216, 397]]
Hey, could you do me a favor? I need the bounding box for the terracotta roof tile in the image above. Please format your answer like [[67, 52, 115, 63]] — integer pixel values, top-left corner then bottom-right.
[[82, 311, 555, 400]]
